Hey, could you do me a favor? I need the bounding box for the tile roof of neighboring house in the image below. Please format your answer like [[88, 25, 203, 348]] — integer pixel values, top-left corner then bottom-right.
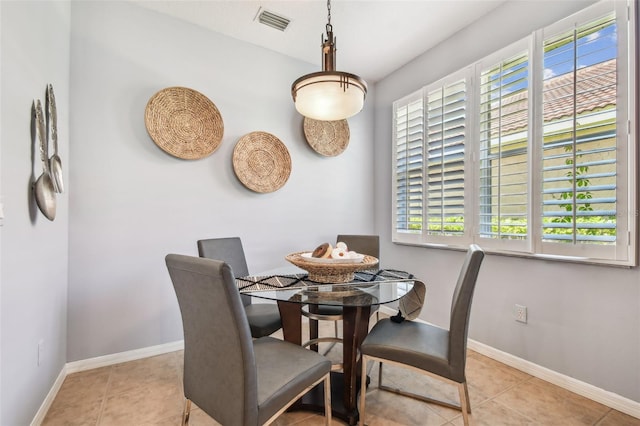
[[490, 59, 616, 134]]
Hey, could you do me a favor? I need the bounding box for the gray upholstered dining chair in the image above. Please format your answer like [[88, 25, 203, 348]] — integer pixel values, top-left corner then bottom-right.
[[303, 235, 381, 351], [166, 254, 332, 426], [358, 244, 484, 426], [336, 234, 380, 261], [197, 237, 282, 338]]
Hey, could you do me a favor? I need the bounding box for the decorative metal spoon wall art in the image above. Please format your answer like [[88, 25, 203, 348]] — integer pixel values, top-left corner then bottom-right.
[[33, 99, 56, 221], [47, 84, 64, 193]]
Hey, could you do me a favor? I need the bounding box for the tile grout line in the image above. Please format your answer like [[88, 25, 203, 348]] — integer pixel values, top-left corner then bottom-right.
[[427, 376, 535, 426], [94, 366, 114, 426], [489, 392, 538, 424], [485, 375, 614, 425], [591, 408, 613, 426], [462, 373, 538, 424]]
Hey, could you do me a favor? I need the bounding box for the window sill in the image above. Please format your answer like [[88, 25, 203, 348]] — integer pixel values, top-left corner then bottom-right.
[[392, 240, 636, 268]]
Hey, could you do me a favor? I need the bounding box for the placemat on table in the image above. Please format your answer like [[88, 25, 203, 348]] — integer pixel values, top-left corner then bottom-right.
[[236, 269, 414, 292]]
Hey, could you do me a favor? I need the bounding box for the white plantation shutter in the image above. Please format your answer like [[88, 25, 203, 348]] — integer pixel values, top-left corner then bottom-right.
[[478, 49, 530, 250], [425, 76, 469, 240], [391, 0, 635, 265], [393, 92, 424, 242], [539, 4, 630, 261]]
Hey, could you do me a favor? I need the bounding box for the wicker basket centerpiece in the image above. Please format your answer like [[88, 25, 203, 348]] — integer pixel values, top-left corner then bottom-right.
[[285, 251, 379, 283]]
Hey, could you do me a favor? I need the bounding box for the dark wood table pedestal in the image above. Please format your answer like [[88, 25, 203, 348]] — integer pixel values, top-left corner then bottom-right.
[[278, 301, 372, 425]]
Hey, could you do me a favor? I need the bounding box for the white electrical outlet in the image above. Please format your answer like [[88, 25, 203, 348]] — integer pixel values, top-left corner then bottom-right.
[[514, 304, 527, 323]]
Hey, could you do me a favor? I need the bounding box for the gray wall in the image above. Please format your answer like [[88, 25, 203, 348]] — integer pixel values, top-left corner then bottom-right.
[[0, 2, 71, 425], [374, 0, 639, 403], [1, 0, 638, 423], [66, 1, 375, 362]]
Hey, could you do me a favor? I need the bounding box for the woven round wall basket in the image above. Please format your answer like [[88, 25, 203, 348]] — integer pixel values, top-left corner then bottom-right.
[[233, 131, 291, 193], [303, 117, 350, 157], [144, 87, 223, 160]]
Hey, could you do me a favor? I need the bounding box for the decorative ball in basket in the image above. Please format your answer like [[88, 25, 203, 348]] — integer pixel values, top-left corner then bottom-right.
[[285, 251, 379, 283]]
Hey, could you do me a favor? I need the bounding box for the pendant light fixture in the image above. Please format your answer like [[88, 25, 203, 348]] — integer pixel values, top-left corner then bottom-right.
[[291, 0, 367, 121]]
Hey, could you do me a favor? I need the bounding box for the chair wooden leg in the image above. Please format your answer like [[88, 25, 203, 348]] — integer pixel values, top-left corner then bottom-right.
[[310, 317, 319, 352], [458, 382, 471, 425], [181, 399, 192, 426], [359, 355, 368, 426], [324, 374, 332, 426]]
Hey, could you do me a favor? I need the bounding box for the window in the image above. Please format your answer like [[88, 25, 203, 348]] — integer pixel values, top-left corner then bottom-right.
[[394, 91, 424, 242], [426, 76, 469, 241], [392, 0, 636, 266], [478, 47, 530, 251]]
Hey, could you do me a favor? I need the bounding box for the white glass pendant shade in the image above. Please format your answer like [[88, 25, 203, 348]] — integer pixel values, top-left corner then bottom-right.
[[292, 71, 367, 121], [292, 0, 367, 121]]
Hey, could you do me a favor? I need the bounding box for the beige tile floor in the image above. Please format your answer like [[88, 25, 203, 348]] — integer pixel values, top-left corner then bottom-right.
[[43, 320, 639, 426]]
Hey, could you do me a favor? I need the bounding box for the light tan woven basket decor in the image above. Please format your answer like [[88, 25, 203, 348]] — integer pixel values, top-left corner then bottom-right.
[[144, 87, 223, 160], [233, 131, 291, 193], [303, 117, 350, 157], [285, 252, 379, 283]]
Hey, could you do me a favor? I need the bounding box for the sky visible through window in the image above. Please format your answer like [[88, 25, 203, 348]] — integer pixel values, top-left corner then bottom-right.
[[544, 16, 617, 80], [486, 14, 617, 95]]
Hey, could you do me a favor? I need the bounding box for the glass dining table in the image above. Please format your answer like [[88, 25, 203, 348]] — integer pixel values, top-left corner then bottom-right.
[[237, 268, 419, 426]]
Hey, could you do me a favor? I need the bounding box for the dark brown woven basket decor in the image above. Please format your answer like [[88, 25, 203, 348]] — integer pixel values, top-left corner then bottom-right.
[[233, 131, 291, 193], [285, 252, 379, 283], [303, 117, 350, 157], [144, 87, 223, 160]]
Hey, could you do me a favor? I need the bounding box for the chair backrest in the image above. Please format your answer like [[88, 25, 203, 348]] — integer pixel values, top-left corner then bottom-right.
[[448, 244, 484, 381], [197, 237, 250, 277], [197, 237, 251, 306], [166, 254, 259, 425], [336, 234, 380, 259]]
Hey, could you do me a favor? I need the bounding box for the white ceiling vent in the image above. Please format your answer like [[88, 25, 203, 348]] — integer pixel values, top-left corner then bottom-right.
[[255, 8, 290, 32]]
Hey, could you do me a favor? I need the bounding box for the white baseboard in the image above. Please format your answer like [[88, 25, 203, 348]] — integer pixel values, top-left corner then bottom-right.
[[65, 340, 184, 374], [31, 340, 185, 426], [380, 305, 639, 418], [378, 305, 397, 316], [30, 366, 67, 426], [467, 339, 640, 419]]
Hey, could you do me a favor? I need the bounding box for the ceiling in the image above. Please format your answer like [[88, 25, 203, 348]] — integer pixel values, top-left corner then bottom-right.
[[134, 0, 507, 83]]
